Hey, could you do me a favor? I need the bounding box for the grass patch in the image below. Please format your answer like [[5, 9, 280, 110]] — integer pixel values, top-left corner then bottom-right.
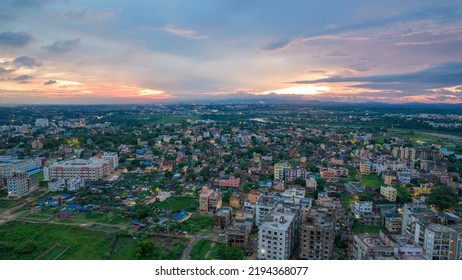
[[0, 221, 113, 260], [339, 194, 355, 210], [206, 243, 245, 260], [0, 199, 20, 212], [156, 196, 199, 212], [352, 222, 384, 234], [362, 174, 383, 189], [190, 239, 212, 260], [170, 214, 213, 234], [112, 236, 187, 260]]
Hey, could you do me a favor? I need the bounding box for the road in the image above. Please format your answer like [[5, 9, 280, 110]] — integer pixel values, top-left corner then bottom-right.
[[180, 231, 222, 260]]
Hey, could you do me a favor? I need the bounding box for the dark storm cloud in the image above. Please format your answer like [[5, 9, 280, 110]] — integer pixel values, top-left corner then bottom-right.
[[44, 80, 57, 85]]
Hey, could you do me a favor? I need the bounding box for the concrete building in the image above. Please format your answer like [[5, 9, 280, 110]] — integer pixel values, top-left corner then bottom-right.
[[35, 118, 49, 127], [299, 207, 335, 260], [48, 177, 85, 192], [380, 186, 397, 202], [305, 177, 317, 191], [280, 188, 306, 204], [199, 187, 214, 213], [228, 191, 241, 208], [256, 195, 278, 226], [44, 158, 114, 181], [383, 174, 397, 186], [217, 176, 240, 188], [359, 160, 371, 175], [226, 225, 249, 248], [101, 152, 119, 170], [385, 217, 403, 233], [258, 204, 299, 260], [392, 147, 416, 161], [319, 167, 348, 179], [353, 201, 373, 217], [208, 191, 222, 213], [0, 158, 42, 177], [274, 163, 288, 181], [6, 172, 38, 198], [423, 224, 458, 260], [214, 207, 232, 230], [31, 140, 43, 150]]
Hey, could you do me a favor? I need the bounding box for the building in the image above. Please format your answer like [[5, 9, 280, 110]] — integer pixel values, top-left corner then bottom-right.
[[214, 207, 232, 230], [359, 160, 371, 175], [48, 177, 85, 192], [274, 163, 288, 181], [380, 186, 397, 202], [101, 152, 119, 170], [353, 231, 423, 260], [217, 176, 240, 188], [48, 179, 66, 192], [31, 140, 43, 150], [256, 195, 278, 226], [199, 187, 214, 213], [319, 167, 348, 179], [35, 118, 49, 127], [67, 177, 85, 192], [258, 204, 299, 260], [305, 177, 317, 191], [383, 174, 397, 186], [392, 147, 416, 161], [353, 201, 373, 217], [299, 207, 335, 260], [226, 225, 249, 248], [385, 217, 403, 233], [280, 188, 306, 204], [423, 224, 458, 260], [317, 192, 341, 210], [6, 172, 38, 198], [229, 192, 242, 208], [208, 191, 223, 213], [44, 158, 114, 181], [0, 158, 42, 177]]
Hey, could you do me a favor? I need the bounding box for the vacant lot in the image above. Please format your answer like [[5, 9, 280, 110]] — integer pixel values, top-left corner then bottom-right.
[[0, 221, 113, 260], [156, 196, 198, 212]]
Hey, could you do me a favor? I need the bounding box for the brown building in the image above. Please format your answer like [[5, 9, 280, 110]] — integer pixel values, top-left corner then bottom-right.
[[230, 192, 242, 208], [214, 207, 232, 230], [226, 225, 249, 248], [299, 207, 336, 260]]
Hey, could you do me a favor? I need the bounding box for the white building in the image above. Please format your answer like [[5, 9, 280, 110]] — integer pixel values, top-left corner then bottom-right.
[[280, 188, 306, 204], [7, 172, 38, 198], [258, 204, 299, 260], [35, 118, 49, 127], [44, 158, 114, 181], [305, 177, 317, 190], [256, 195, 278, 226], [353, 201, 373, 217], [48, 177, 85, 192], [380, 186, 397, 202], [0, 158, 41, 177], [101, 152, 119, 170]]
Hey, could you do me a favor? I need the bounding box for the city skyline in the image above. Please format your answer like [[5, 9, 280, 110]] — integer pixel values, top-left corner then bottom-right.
[[1, 0, 462, 104]]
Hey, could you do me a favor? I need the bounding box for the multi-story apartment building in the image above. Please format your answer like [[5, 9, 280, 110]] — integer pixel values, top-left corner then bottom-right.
[[380, 186, 397, 202], [208, 191, 222, 213], [385, 217, 403, 233], [48, 177, 85, 192], [299, 207, 335, 260], [199, 187, 214, 213], [256, 195, 278, 227], [359, 160, 371, 175], [101, 152, 119, 170], [0, 158, 41, 177], [258, 204, 299, 260], [353, 201, 373, 217], [214, 207, 232, 230], [44, 158, 114, 181], [392, 147, 416, 161], [6, 171, 38, 198], [423, 224, 458, 260], [305, 177, 317, 191], [217, 176, 240, 188], [274, 163, 288, 181]]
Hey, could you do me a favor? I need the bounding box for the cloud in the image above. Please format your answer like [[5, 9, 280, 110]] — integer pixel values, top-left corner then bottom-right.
[[261, 38, 293, 51], [163, 24, 208, 40], [326, 51, 349, 57], [0, 67, 14, 73], [42, 38, 81, 54], [11, 56, 41, 68], [59, 8, 115, 20], [0, 31, 33, 47], [292, 61, 462, 89], [11, 74, 33, 81], [44, 79, 57, 85]]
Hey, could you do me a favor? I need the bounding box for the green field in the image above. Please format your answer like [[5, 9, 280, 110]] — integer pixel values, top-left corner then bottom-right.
[[111, 236, 187, 260], [156, 196, 199, 211], [0, 199, 20, 212], [0, 221, 113, 259], [190, 239, 212, 260], [352, 222, 385, 234], [361, 174, 383, 189], [170, 214, 213, 233]]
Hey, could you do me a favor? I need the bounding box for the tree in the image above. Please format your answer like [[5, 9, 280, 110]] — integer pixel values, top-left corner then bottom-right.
[[427, 186, 459, 211], [135, 240, 155, 259]]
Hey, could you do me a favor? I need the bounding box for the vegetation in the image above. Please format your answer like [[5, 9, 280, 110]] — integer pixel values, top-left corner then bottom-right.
[[155, 196, 199, 212], [427, 186, 459, 211]]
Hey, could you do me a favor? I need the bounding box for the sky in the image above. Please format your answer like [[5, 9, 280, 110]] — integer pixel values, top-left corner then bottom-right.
[[1, 0, 462, 104]]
